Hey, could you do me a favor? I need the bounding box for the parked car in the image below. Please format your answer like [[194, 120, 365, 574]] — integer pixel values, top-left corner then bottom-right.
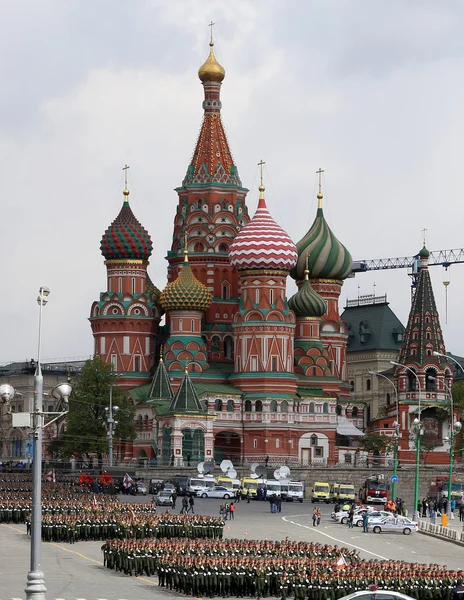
[[352, 510, 390, 527], [174, 475, 190, 496], [149, 479, 165, 495], [164, 483, 177, 494], [339, 589, 415, 600], [196, 486, 234, 499], [371, 516, 418, 535], [156, 490, 174, 506], [136, 481, 147, 495]]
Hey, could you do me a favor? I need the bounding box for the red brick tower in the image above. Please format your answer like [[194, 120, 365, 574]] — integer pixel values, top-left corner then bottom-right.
[[167, 41, 250, 364]]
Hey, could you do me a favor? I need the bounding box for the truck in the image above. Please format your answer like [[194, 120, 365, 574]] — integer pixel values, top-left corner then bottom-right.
[[286, 481, 304, 502], [311, 481, 331, 503], [361, 475, 389, 504], [429, 476, 463, 507]]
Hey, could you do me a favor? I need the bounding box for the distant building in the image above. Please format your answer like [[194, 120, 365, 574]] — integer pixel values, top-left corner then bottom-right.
[[341, 294, 405, 420]]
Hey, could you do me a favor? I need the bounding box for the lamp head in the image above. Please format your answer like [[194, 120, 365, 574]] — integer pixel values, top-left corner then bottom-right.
[[368, 371, 377, 375], [393, 421, 399, 428], [428, 375, 436, 381], [51, 382, 72, 403], [0, 384, 15, 403], [454, 421, 462, 433], [37, 286, 51, 306], [433, 351, 442, 357], [413, 417, 420, 426], [113, 406, 119, 413]]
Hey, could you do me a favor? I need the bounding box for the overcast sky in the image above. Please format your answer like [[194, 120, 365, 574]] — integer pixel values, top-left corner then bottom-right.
[[2, 0, 463, 364]]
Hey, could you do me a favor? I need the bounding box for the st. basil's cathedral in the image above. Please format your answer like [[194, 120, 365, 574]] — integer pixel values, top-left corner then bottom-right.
[[89, 41, 456, 468]]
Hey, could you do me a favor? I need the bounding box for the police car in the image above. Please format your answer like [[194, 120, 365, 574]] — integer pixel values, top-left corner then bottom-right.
[[371, 515, 418, 535], [339, 588, 414, 599]]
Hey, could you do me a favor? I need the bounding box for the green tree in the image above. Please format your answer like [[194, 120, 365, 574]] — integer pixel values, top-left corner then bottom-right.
[[362, 434, 395, 455], [63, 357, 135, 465]]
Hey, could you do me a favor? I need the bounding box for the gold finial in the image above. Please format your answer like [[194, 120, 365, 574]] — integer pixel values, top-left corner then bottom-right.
[[422, 227, 427, 246], [304, 252, 310, 280], [183, 230, 189, 262], [185, 364, 189, 375], [198, 27, 225, 83], [258, 159, 265, 198], [160, 345, 164, 363], [122, 164, 130, 200], [209, 20, 215, 43], [316, 167, 324, 208]]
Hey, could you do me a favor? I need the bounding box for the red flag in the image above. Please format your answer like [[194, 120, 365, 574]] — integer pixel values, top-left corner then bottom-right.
[[85, 474, 94, 485], [44, 469, 55, 483], [99, 472, 111, 486], [79, 472, 86, 485], [123, 473, 134, 488]]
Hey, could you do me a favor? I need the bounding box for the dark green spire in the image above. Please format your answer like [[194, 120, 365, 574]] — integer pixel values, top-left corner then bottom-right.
[[169, 369, 204, 414], [147, 358, 173, 402]]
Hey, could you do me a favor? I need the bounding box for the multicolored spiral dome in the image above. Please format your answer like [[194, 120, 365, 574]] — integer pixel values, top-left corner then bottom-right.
[[100, 189, 153, 261], [229, 188, 298, 271], [288, 273, 327, 318], [290, 201, 352, 281], [160, 253, 212, 312]]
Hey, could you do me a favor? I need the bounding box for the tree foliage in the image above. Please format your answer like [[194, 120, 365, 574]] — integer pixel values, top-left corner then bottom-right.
[[62, 357, 135, 459], [361, 434, 394, 455]]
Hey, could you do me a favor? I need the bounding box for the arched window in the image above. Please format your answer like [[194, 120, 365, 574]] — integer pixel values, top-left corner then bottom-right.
[[309, 402, 315, 414], [219, 243, 228, 253], [226, 399, 234, 412], [211, 335, 220, 352], [350, 380, 355, 391], [194, 242, 205, 252], [352, 406, 358, 417], [281, 400, 288, 413], [215, 399, 223, 411], [310, 434, 318, 446], [255, 400, 263, 412], [386, 393, 391, 406], [224, 336, 234, 360], [244, 400, 252, 412], [425, 368, 436, 391], [144, 415, 149, 430], [407, 370, 417, 392], [322, 402, 329, 414], [336, 405, 342, 416], [270, 400, 277, 412], [366, 378, 371, 391]]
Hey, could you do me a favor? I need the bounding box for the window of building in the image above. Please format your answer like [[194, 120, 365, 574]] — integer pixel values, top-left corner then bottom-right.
[[315, 447, 324, 457], [253, 439, 258, 448], [350, 380, 355, 391], [255, 400, 263, 412], [269, 289, 274, 304], [281, 400, 288, 413], [191, 319, 195, 331], [255, 289, 260, 303], [226, 400, 234, 412], [352, 406, 358, 417], [251, 356, 258, 371], [224, 336, 234, 360], [271, 357, 278, 371], [244, 400, 252, 412], [270, 400, 277, 412], [118, 277, 122, 293], [111, 354, 118, 371], [134, 355, 141, 372], [322, 402, 329, 414], [344, 453, 352, 464], [366, 378, 371, 391], [276, 439, 280, 449], [310, 434, 318, 446], [179, 319, 183, 332], [222, 282, 230, 300], [386, 392, 391, 406], [123, 336, 130, 354], [219, 243, 228, 253], [132, 278, 136, 294], [309, 402, 315, 414], [336, 405, 342, 416], [215, 399, 223, 411]]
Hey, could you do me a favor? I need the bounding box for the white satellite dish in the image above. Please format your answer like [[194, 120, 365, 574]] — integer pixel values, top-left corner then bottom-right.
[[280, 477, 290, 485], [250, 462, 259, 473], [197, 462, 205, 474], [228, 469, 237, 480], [220, 459, 233, 473], [273, 469, 281, 480], [250, 473, 259, 479], [279, 466, 291, 478]]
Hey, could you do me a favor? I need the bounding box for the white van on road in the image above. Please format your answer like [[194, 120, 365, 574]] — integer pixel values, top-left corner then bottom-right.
[[286, 481, 304, 502]]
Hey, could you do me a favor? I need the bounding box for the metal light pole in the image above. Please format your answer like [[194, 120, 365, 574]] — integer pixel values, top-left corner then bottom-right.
[[391, 361, 422, 521], [105, 381, 119, 468], [369, 371, 400, 502], [428, 375, 462, 517]]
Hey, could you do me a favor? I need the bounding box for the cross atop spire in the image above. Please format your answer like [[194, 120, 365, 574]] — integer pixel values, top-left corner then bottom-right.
[[258, 159, 266, 200], [316, 167, 324, 208], [209, 21, 215, 43], [422, 228, 428, 246], [183, 230, 189, 262], [123, 164, 130, 188]]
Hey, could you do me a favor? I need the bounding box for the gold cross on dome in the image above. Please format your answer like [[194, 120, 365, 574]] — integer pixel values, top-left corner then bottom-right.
[[122, 164, 130, 188], [209, 21, 215, 43], [258, 159, 265, 187], [316, 167, 324, 195], [422, 228, 428, 245]]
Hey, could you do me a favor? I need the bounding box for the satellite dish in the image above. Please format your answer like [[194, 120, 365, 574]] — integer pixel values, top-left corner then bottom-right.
[[197, 462, 205, 474], [228, 469, 237, 480], [250, 473, 259, 479], [255, 465, 266, 478], [273, 469, 281, 480], [250, 462, 259, 473], [220, 460, 233, 473], [279, 466, 291, 478], [203, 461, 214, 474], [280, 477, 290, 485]]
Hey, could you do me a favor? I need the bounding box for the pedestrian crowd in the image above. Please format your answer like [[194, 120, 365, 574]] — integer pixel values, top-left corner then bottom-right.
[[101, 537, 463, 599], [419, 497, 464, 522]]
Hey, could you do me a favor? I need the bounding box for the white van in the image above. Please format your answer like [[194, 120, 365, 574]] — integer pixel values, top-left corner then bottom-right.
[[265, 479, 282, 497], [287, 481, 304, 503], [187, 476, 216, 495]]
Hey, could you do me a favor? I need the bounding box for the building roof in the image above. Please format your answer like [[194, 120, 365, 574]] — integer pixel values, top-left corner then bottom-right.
[[341, 295, 405, 353], [194, 382, 242, 397], [169, 370, 205, 414], [146, 359, 173, 402], [0, 359, 85, 377], [159, 251, 212, 312]]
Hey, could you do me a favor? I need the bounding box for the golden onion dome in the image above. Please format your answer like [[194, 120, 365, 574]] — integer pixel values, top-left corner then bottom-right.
[[159, 250, 212, 312], [198, 41, 225, 83]]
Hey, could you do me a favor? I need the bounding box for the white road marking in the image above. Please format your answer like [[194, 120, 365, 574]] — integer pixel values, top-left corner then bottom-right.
[[282, 514, 389, 561], [411, 551, 416, 553]]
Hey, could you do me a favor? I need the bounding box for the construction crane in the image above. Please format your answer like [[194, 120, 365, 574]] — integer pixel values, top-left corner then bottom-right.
[[352, 249, 464, 320]]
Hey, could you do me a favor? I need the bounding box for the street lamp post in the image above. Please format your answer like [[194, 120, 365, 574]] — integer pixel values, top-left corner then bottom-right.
[[105, 381, 119, 468], [391, 361, 422, 521], [427, 375, 462, 517], [368, 371, 400, 502]]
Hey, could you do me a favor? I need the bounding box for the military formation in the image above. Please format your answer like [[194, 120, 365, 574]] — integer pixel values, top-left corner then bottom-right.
[[101, 537, 463, 599]]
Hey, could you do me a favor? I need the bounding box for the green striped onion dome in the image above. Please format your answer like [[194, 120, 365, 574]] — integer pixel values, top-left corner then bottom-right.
[[290, 201, 352, 281], [160, 253, 212, 312], [419, 244, 430, 259], [101, 189, 153, 261], [288, 272, 327, 318]]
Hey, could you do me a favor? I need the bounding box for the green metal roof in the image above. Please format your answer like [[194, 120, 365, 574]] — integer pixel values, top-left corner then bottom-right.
[[194, 382, 242, 396], [341, 300, 405, 353], [169, 371, 205, 414], [146, 359, 173, 402]]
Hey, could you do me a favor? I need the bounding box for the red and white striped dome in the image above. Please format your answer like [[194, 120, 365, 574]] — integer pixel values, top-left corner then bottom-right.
[[229, 188, 298, 271]]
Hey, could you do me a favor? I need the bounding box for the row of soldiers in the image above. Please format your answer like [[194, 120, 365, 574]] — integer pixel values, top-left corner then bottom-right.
[[101, 538, 358, 577], [101, 537, 463, 600], [34, 513, 225, 543]]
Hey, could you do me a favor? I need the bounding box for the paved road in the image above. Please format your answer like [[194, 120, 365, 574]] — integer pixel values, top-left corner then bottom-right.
[[0, 497, 461, 600]]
